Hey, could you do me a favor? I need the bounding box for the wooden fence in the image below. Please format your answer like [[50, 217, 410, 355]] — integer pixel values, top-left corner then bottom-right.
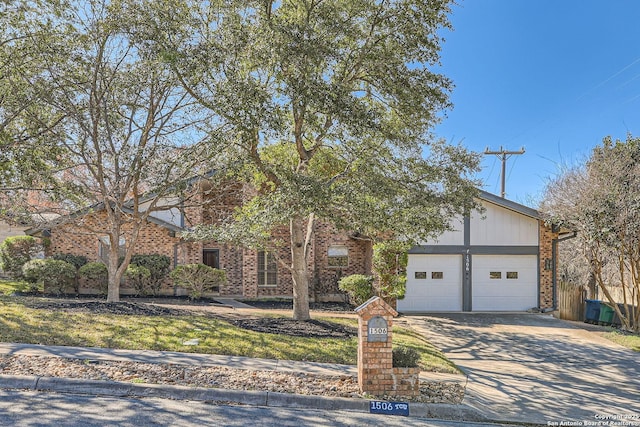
[[558, 282, 635, 321], [558, 281, 586, 321]]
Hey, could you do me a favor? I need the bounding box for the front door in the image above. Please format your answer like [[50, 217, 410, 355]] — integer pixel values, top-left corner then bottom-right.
[[203, 249, 220, 269]]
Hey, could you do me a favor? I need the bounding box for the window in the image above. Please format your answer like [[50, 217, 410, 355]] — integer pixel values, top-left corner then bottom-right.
[[327, 245, 349, 268], [506, 271, 518, 279], [98, 236, 126, 264], [432, 272, 444, 279], [257, 251, 277, 287], [415, 272, 427, 279], [490, 271, 502, 279], [203, 249, 220, 269]]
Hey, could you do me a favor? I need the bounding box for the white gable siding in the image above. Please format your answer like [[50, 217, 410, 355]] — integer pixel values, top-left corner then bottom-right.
[[140, 198, 182, 227], [417, 215, 464, 246], [470, 202, 538, 246]]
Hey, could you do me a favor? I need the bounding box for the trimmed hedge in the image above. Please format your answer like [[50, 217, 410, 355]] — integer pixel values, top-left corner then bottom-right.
[[79, 262, 108, 295], [130, 254, 171, 295], [125, 264, 151, 296], [170, 264, 226, 300], [22, 259, 76, 295], [52, 253, 88, 270]]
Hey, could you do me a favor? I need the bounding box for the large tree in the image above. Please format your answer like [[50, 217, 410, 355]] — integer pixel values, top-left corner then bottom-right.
[[0, 1, 65, 195], [2, 0, 221, 301], [540, 135, 640, 332], [133, 0, 480, 320]]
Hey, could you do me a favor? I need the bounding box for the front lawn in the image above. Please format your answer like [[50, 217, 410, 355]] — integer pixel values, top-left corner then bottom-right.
[[0, 280, 459, 373]]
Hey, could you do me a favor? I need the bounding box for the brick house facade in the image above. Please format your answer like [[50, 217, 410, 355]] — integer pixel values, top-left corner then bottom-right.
[[35, 179, 370, 301]]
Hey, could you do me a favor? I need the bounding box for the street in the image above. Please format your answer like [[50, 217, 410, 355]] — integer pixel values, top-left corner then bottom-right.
[[0, 389, 516, 427]]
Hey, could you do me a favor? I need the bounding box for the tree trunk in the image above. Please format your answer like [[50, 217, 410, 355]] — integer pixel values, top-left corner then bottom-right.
[[290, 215, 312, 320], [106, 245, 121, 303]]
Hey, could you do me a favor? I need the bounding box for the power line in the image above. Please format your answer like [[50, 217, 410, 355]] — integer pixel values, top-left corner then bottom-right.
[[484, 146, 525, 198]]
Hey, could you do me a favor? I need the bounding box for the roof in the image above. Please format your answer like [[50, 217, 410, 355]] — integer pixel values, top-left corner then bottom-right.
[[477, 190, 540, 219], [23, 170, 222, 236], [477, 190, 574, 236], [24, 204, 184, 236]]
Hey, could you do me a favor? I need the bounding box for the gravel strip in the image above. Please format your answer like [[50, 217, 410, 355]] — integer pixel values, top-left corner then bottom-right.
[[0, 355, 464, 404]]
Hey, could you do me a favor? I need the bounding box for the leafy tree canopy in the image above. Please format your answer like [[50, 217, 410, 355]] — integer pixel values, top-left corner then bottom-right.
[[540, 134, 640, 331], [128, 0, 481, 319]]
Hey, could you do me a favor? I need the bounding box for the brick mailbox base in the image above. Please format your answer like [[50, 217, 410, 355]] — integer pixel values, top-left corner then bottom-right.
[[355, 296, 421, 398], [391, 367, 421, 398]]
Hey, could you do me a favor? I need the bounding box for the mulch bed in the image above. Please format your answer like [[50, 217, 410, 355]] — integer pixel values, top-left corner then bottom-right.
[[25, 299, 358, 339], [228, 317, 356, 338]]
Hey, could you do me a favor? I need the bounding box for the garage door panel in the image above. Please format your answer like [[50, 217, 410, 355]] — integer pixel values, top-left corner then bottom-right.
[[472, 255, 538, 311], [399, 255, 462, 312]]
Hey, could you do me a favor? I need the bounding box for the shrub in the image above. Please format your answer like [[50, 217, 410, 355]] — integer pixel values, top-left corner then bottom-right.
[[79, 262, 108, 295], [169, 264, 226, 300], [0, 235, 39, 279], [22, 259, 76, 295], [125, 264, 151, 296], [373, 241, 410, 301], [392, 345, 420, 368], [338, 274, 374, 306], [52, 254, 88, 293], [130, 254, 171, 295], [52, 253, 88, 270]]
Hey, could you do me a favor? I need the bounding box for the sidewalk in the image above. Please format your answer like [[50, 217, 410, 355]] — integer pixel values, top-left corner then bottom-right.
[[0, 342, 480, 422]]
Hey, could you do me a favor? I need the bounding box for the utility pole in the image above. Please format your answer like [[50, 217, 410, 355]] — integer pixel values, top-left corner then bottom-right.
[[484, 146, 525, 198]]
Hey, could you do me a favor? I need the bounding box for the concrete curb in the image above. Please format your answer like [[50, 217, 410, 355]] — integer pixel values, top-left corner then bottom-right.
[[0, 375, 487, 421]]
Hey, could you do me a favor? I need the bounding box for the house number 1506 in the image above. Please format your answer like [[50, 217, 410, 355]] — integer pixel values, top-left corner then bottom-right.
[[369, 327, 387, 334]]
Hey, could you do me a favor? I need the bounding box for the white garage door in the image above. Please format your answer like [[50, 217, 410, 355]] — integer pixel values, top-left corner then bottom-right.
[[398, 255, 462, 312], [472, 255, 538, 311]]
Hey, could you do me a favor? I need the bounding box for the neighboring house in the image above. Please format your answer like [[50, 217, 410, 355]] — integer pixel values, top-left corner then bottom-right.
[[398, 191, 569, 313], [26, 179, 370, 301]]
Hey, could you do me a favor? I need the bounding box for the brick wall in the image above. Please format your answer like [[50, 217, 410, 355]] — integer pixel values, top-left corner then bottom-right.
[[46, 180, 370, 301], [312, 222, 369, 302], [49, 211, 182, 295], [539, 222, 558, 309]]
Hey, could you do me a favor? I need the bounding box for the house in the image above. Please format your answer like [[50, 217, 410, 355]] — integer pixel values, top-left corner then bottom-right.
[[398, 191, 566, 313], [27, 179, 370, 301]]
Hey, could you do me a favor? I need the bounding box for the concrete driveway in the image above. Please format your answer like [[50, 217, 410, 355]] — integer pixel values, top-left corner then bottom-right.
[[404, 314, 640, 425]]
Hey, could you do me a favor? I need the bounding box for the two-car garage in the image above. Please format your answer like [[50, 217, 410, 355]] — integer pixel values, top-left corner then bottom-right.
[[399, 254, 538, 312], [397, 191, 556, 313]]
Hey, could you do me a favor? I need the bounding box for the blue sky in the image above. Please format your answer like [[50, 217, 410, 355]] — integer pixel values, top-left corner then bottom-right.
[[434, 0, 640, 206]]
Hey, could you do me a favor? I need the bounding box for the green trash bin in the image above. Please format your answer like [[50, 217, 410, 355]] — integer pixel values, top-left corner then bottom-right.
[[598, 304, 615, 325]]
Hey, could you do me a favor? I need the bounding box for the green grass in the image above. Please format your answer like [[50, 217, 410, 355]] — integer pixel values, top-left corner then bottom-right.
[[0, 279, 459, 372], [0, 279, 35, 295], [0, 298, 357, 364], [393, 325, 460, 374], [604, 330, 640, 352]]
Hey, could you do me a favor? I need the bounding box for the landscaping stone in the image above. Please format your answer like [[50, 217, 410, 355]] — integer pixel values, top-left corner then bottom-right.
[[0, 355, 464, 404]]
